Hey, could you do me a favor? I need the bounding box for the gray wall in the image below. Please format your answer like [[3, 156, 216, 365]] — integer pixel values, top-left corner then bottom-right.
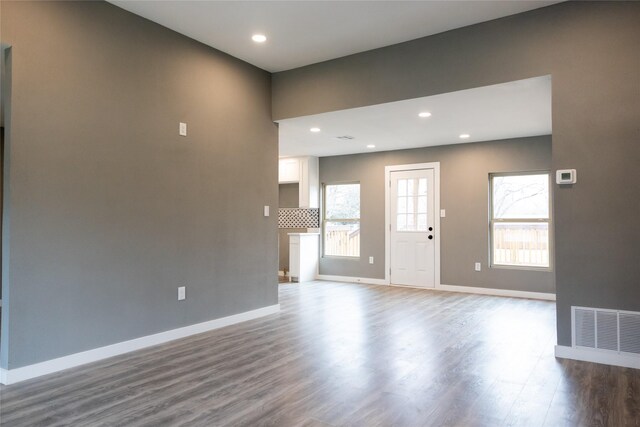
[[1, 1, 278, 369], [320, 136, 554, 294], [273, 1, 640, 346], [278, 183, 303, 271], [279, 183, 299, 208]]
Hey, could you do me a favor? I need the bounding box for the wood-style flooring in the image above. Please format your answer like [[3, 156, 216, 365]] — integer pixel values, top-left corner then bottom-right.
[[1, 281, 639, 426]]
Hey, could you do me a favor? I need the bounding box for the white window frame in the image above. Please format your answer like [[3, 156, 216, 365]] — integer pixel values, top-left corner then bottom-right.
[[489, 171, 553, 271], [322, 182, 361, 258]]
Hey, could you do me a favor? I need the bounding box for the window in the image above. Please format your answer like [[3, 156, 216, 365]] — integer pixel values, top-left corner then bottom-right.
[[323, 183, 360, 257], [490, 172, 551, 268]]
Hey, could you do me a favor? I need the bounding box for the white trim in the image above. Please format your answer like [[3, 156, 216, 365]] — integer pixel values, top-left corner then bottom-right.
[[435, 283, 555, 300], [0, 304, 280, 385], [555, 345, 640, 369], [385, 162, 441, 288], [316, 274, 387, 286]]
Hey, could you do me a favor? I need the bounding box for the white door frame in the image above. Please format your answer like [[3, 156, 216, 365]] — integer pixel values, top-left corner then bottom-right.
[[385, 162, 441, 287]]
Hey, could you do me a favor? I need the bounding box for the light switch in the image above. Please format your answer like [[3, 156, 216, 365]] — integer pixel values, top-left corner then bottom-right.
[[475, 262, 481, 272], [440, 209, 446, 218], [179, 122, 187, 137], [178, 286, 186, 300], [264, 206, 270, 217], [369, 256, 374, 264]]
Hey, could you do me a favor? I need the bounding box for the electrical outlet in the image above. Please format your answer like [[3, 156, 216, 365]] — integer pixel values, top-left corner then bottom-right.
[[178, 286, 186, 300], [440, 209, 446, 218], [179, 122, 187, 137], [474, 262, 481, 272], [369, 256, 374, 264], [264, 206, 270, 217]]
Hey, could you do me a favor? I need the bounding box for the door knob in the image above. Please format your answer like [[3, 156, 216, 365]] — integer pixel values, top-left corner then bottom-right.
[[428, 235, 433, 240], [428, 227, 433, 231]]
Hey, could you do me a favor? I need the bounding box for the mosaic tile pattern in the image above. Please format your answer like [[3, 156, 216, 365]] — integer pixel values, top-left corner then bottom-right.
[[278, 208, 320, 229]]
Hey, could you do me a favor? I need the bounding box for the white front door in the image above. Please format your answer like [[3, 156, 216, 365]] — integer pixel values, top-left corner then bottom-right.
[[390, 169, 435, 288]]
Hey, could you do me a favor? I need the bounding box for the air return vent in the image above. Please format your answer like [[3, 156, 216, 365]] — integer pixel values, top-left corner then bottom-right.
[[620, 314, 640, 354], [572, 307, 640, 355], [574, 308, 595, 348], [335, 135, 355, 140]]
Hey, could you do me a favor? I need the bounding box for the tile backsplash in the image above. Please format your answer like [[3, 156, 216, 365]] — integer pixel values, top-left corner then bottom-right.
[[278, 208, 320, 229]]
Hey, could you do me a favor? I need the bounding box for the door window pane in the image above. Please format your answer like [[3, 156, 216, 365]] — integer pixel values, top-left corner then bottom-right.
[[418, 178, 427, 195], [418, 196, 427, 213], [417, 214, 427, 231], [398, 179, 407, 197], [398, 197, 407, 213], [407, 214, 415, 229], [397, 214, 407, 231], [396, 176, 429, 232]]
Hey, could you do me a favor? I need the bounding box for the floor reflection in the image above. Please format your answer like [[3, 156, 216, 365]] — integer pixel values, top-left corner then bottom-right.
[[281, 282, 640, 426]]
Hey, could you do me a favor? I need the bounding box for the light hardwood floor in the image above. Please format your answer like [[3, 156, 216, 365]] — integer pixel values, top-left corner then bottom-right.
[[1, 281, 639, 426]]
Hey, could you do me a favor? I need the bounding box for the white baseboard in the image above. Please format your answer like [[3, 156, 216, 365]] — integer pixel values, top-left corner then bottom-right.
[[316, 274, 388, 286], [0, 304, 280, 386], [436, 283, 556, 301], [555, 345, 640, 369]]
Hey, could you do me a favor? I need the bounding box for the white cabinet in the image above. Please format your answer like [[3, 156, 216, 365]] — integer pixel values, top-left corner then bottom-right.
[[298, 157, 319, 209], [288, 233, 319, 283], [278, 158, 300, 183], [278, 156, 319, 209]]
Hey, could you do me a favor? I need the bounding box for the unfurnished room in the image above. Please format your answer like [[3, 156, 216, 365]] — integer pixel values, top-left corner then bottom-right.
[[0, 1, 639, 426]]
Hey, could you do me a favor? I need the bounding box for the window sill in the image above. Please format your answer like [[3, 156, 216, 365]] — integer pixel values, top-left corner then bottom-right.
[[491, 264, 553, 272], [322, 255, 360, 260]]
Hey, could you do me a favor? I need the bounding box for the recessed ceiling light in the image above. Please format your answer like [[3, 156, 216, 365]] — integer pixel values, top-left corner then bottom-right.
[[418, 112, 432, 118], [252, 34, 267, 43], [310, 127, 321, 133], [366, 144, 376, 149], [459, 134, 471, 139]]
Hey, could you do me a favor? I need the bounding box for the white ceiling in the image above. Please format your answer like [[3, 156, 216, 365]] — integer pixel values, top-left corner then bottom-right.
[[108, 1, 561, 72], [277, 76, 552, 158]]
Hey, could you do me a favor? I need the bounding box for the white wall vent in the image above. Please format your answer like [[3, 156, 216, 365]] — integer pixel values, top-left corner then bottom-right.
[[572, 306, 640, 356], [620, 313, 640, 354], [574, 308, 595, 348]]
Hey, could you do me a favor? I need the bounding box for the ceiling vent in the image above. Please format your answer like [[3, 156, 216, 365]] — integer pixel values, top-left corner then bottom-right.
[[573, 306, 640, 356], [335, 135, 355, 141]]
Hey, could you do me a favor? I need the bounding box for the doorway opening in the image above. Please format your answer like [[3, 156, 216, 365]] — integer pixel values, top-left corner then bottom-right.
[[278, 182, 302, 283], [276, 76, 553, 299]]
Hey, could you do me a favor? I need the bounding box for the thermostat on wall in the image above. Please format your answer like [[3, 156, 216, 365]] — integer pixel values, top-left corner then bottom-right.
[[556, 169, 577, 184]]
